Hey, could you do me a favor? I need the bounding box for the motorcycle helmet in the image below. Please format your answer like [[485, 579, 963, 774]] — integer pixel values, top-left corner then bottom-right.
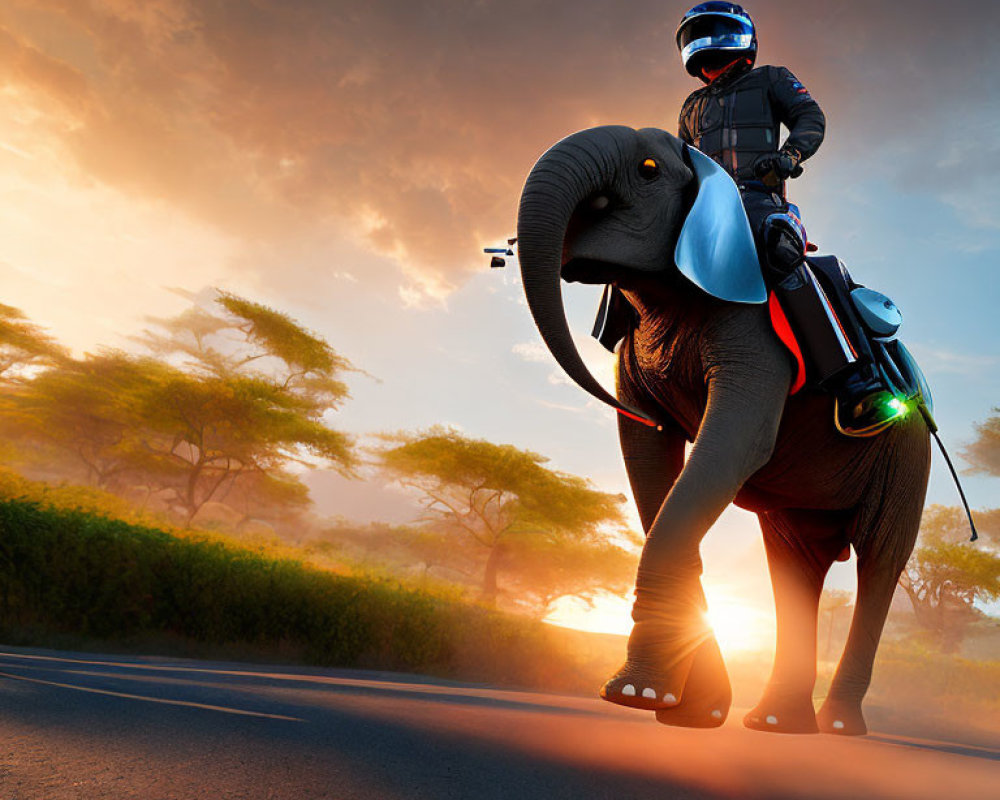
[[676, 2, 757, 78]]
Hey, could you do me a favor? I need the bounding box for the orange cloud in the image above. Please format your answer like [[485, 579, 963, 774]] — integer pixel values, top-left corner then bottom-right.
[[0, 1, 684, 299]]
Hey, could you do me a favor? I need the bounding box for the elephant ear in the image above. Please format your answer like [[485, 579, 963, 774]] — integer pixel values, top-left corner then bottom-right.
[[674, 146, 767, 304]]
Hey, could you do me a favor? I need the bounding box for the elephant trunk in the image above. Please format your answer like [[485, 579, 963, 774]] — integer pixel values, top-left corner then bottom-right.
[[516, 126, 658, 426]]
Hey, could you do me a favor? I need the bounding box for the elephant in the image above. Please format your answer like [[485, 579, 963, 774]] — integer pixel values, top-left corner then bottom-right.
[[514, 125, 930, 735]]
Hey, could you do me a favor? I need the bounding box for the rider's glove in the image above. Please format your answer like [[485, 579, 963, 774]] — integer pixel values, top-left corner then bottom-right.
[[754, 147, 804, 181]]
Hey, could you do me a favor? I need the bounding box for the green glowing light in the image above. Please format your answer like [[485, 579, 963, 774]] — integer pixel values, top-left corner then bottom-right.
[[886, 397, 909, 418]]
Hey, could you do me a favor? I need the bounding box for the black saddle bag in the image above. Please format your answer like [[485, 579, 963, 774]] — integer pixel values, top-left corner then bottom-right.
[[805, 255, 877, 368]]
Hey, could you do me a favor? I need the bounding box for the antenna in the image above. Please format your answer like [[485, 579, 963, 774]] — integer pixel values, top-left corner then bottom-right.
[[919, 403, 979, 542]]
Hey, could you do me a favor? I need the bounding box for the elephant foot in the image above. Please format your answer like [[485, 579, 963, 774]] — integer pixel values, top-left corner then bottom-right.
[[743, 690, 818, 734], [655, 636, 731, 728], [816, 696, 867, 736], [600, 621, 726, 719]]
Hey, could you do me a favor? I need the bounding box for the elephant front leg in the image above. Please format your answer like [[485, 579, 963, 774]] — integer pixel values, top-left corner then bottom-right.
[[600, 376, 705, 714], [601, 559, 729, 723], [602, 342, 790, 727]]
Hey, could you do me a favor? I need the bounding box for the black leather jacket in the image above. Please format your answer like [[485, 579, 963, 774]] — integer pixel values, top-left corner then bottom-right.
[[678, 60, 826, 183]]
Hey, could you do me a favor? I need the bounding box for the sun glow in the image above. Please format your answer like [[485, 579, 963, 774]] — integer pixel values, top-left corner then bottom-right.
[[544, 593, 633, 637], [545, 587, 774, 657], [702, 590, 775, 654]]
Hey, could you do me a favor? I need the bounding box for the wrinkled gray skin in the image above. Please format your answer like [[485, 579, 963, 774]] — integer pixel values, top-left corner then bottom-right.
[[516, 125, 930, 735]]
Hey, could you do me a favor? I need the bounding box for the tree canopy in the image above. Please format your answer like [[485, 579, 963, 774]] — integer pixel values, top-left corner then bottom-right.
[[900, 538, 1000, 652], [897, 405, 1000, 650], [0, 303, 66, 381], [900, 504, 1000, 652], [377, 427, 638, 612], [917, 504, 1000, 549], [962, 406, 1000, 477], [0, 292, 358, 529]]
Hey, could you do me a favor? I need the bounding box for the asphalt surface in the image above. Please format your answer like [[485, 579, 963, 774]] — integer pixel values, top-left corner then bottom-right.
[[1, 645, 997, 800]]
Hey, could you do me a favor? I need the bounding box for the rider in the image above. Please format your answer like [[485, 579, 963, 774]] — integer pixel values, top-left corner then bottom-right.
[[675, 2, 896, 433]]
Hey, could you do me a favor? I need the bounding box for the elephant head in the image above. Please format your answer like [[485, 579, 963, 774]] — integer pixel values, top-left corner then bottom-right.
[[516, 125, 765, 425]]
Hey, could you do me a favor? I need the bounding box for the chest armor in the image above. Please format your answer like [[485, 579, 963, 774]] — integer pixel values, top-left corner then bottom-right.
[[681, 68, 779, 181]]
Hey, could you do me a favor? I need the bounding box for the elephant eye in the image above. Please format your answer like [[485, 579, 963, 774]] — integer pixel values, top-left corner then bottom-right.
[[638, 158, 659, 180]]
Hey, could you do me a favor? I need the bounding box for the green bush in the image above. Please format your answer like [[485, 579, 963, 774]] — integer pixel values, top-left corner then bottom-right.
[[0, 499, 583, 689]]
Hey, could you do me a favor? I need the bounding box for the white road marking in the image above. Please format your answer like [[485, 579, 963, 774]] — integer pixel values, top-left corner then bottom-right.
[[0, 669, 304, 722]]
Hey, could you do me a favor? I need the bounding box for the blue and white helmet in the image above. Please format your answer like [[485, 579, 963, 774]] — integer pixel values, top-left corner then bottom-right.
[[676, 2, 757, 77]]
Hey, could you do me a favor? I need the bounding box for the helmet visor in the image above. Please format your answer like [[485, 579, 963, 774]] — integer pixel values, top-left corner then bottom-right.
[[677, 13, 754, 62]]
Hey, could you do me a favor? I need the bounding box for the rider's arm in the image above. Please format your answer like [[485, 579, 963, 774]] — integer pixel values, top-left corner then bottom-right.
[[769, 66, 825, 162]]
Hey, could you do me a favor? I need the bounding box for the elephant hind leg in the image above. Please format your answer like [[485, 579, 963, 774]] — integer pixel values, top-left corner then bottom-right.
[[817, 431, 929, 736], [816, 538, 920, 736], [815, 554, 910, 736], [744, 508, 849, 735]]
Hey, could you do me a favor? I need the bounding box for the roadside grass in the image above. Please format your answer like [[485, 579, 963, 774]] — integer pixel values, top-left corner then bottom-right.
[[0, 498, 589, 691]]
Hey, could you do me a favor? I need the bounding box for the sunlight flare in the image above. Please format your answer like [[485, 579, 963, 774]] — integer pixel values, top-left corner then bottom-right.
[[545, 587, 775, 657], [702, 587, 775, 655]]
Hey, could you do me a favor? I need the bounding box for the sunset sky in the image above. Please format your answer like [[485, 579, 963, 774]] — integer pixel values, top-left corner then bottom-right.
[[1, 1, 998, 635]]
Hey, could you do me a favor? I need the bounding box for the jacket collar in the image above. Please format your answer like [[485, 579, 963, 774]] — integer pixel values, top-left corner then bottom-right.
[[702, 58, 753, 91]]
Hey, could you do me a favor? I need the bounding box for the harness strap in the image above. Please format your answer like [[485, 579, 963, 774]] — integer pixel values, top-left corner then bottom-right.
[[768, 292, 806, 394]]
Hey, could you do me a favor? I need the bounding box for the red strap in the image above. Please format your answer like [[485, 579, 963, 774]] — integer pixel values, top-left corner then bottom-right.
[[615, 407, 661, 429], [768, 292, 806, 395]]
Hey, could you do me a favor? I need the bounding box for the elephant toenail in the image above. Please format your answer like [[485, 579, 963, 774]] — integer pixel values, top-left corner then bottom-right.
[[642, 688, 656, 699], [766, 715, 778, 725], [833, 720, 845, 730], [711, 710, 723, 719], [621, 684, 636, 696], [662, 692, 677, 704]]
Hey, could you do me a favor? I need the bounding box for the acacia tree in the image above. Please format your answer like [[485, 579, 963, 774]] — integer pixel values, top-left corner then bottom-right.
[[124, 291, 358, 524], [131, 369, 353, 524], [377, 428, 638, 611], [899, 505, 1000, 652], [893, 407, 1000, 651], [0, 303, 66, 382], [899, 540, 1000, 652], [914, 504, 1000, 550], [499, 534, 640, 614], [135, 291, 355, 405], [962, 407, 1000, 478], [2, 292, 358, 527], [218, 470, 312, 532], [0, 352, 164, 487]]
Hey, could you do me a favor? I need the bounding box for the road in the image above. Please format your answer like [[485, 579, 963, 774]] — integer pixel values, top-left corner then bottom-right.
[[0, 645, 997, 799]]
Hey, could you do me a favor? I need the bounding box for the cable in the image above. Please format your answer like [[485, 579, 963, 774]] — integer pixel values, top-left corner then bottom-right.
[[930, 428, 979, 543]]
